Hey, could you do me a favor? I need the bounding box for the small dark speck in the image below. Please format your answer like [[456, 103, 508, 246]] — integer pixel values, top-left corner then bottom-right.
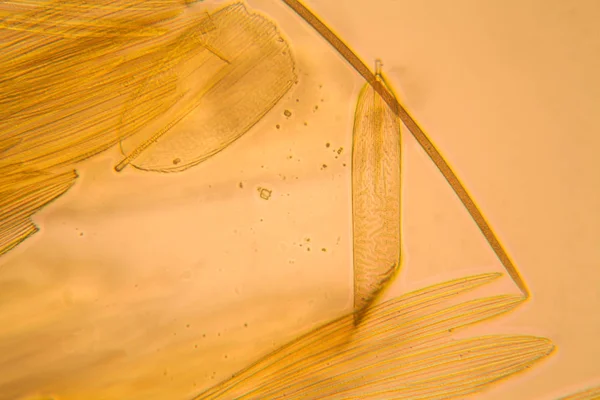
[[321, 248, 327, 252], [284, 109, 292, 117], [244, 323, 248, 327], [314, 105, 319, 111], [239, 182, 243, 188], [276, 124, 280, 129], [307, 247, 311, 252], [343, 163, 347, 167], [322, 164, 328, 169], [173, 158, 181, 165], [187, 324, 190, 328], [326, 143, 330, 148], [296, 98, 300, 102], [303, 121, 308, 126], [79, 232, 84, 236], [217, 333, 221, 337]]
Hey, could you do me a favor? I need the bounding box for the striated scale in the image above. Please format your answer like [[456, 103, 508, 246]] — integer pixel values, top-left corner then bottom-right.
[[351, 61, 402, 323]]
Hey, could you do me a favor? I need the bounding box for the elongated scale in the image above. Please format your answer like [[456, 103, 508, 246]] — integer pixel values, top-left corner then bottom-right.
[[352, 69, 401, 321], [193, 274, 554, 400]]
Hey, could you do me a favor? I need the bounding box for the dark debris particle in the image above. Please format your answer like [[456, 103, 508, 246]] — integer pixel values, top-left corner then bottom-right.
[[284, 109, 292, 117]]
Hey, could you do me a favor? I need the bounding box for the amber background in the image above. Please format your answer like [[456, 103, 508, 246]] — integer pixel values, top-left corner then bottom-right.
[[0, 0, 598, 399]]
